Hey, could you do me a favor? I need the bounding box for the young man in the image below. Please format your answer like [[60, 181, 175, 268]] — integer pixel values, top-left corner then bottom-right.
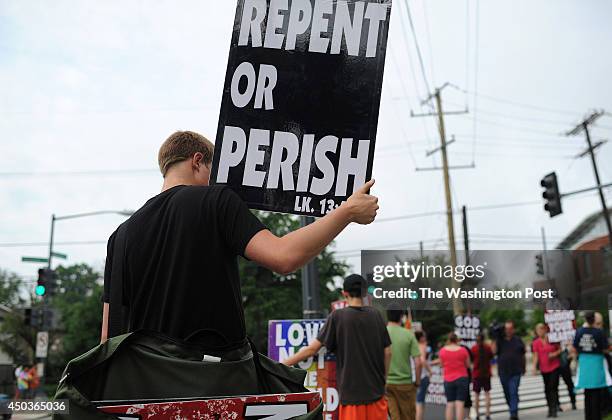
[[101, 131, 379, 344], [282, 274, 392, 420], [386, 308, 422, 420], [491, 320, 525, 420]]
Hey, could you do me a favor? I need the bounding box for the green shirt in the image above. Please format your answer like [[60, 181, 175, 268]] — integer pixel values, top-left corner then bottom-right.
[[387, 325, 421, 384]]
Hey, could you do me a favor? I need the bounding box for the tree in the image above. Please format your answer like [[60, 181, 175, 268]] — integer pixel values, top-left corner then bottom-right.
[[479, 307, 528, 337], [0, 269, 23, 308], [0, 269, 33, 365], [47, 264, 103, 380], [241, 211, 348, 353]]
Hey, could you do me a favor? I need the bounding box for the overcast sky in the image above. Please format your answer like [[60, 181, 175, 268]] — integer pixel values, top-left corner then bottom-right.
[[1, 0, 611, 288]]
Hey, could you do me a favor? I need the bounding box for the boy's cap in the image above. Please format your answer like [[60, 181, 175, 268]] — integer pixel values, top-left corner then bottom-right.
[[343, 274, 366, 292]]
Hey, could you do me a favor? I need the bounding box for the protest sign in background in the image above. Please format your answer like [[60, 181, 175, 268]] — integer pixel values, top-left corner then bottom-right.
[[455, 314, 480, 348], [423, 364, 447, 420], [212, 0, 392, 216], [268, 319, 338, 420], [544, 310, 575, 344]]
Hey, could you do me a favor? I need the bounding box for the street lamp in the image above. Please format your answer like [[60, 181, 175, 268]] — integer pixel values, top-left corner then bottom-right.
[[47, 210, 134, 269]]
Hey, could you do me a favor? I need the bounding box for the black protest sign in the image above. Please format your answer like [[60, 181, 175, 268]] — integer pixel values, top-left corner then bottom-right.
[[211, 0, 392, 216]]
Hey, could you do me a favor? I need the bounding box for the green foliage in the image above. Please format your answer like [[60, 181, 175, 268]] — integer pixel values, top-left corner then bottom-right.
[[479, 307, 528, 337], [0, 269, 24, 308], [0, 269, 33, 365], [242, 211, 348, 353], [47, 264, 103, 380]]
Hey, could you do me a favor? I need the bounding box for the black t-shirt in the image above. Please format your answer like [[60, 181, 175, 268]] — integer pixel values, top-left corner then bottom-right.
[[316, 306, 392, 405], [496, 335, 525, 376], [103, 185, 266, 345], [573, 327, 608, 354]]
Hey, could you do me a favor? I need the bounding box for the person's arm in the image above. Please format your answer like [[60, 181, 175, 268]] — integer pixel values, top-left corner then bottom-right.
[[548, 345, 562, 359], [282, 339, 324, 366], [384, 345, 392, 379], [101, 303, 109, 343], [414, 356, 422, 386], [531, 346, 539, 375], [246, 180, 378, 275], [420, 346, 432, 375]]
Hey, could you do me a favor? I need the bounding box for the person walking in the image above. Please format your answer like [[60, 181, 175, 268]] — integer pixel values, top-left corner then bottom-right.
[[492, 320, 526, 420], [415, 331, 432, 420], [14, 365, 27, 399], [282, 274, 392, 420], [471, 333, 493, 420], [532, 323, 561, 418], [557, 343, 577, 411], [436, 332, 470, 420], [572, 311, 609, 420], [385, 308, 422, 420]]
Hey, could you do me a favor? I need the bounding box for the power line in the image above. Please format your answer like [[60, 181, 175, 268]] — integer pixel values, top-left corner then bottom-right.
[[0, 240, 107, 248], [0, 168, 157, 178], [395, 0, 437, 152], [403, 0, 432, 93], [471, 0, 480, 164], [456, 114, 565, 136], [386, 46, 420, 168], [421, 0, 436, 86], [444, 100, 576, 126], [450, 86, 582, 116]]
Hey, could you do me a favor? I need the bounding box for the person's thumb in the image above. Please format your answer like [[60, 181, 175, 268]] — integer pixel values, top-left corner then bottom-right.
[[356, 179, 375, 195]]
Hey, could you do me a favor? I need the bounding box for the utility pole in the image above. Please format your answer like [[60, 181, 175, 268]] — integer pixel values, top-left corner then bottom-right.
[[412, 83, 472, 315], [541, 227, 551, 281], [300, 216, 321, 319], [566, 110, 612, 246], [462, 206, 470, 266]]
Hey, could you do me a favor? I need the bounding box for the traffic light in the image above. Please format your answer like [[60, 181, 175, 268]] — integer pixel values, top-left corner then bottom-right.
[[24, 308, 32, 325], [535, 253, 544, 275], [31, 307, 44, 328], [36, 268, 58, 297], [23, 307, 54, 329], [541, 172, 562, 217], [36, 269, 46, 296]]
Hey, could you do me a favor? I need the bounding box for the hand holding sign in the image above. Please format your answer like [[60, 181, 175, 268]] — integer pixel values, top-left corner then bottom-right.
[[344, 179, 378, 224], [212, 0, 392, 216]]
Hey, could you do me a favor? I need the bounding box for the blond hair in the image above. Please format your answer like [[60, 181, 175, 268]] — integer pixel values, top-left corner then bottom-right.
[[158, 131, 214, 177]]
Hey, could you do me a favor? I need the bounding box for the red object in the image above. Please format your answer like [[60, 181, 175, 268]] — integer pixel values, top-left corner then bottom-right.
[[532, 338, 561, 373], [439, 347, 470, 382], [470, 343, 493, 378], [331, 300, 348, 311], [339, 396, 388, 420], [97, 391, 321, 419]]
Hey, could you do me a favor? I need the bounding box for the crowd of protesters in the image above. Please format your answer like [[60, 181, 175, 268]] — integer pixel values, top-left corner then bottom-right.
[[284, 276, 611, 420]]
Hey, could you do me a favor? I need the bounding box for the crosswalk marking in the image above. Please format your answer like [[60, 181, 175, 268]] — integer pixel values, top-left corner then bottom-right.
[[472, 376, 582, 415]]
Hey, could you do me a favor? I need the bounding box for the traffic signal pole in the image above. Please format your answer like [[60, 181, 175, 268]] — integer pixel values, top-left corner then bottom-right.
[[47, 214, 56, 270], [300, 216, 321, 319]]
